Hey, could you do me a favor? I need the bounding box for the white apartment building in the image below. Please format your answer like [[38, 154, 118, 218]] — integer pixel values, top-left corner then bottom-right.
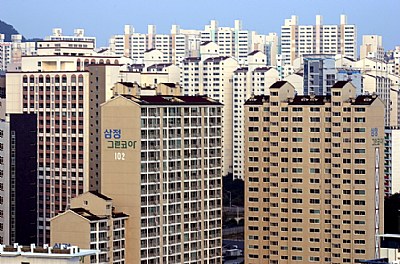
[[360, 35, 384, 61], [281, 15, 357, 69], [109, 21, 278, 66], [201, 20, 278, 65], [46, 28, 97, 47], [0, 34, 36, 72], [181, 46, 239, 176], [232, 51, 279, 180], [0, 35, 12, 72], [355, 58, 392, 126], [109, 24, 202, 65]]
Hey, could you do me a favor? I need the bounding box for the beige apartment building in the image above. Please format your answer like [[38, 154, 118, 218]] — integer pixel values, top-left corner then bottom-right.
[[244, 81, 385, 264], [101, 95, 223, 263], [5, 38, 183, 244], [5, 41, 126, 244], [51, 191, 128, 264]]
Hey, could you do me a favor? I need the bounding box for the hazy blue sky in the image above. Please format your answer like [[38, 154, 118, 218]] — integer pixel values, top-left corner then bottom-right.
[[1, 0, 399, 50]]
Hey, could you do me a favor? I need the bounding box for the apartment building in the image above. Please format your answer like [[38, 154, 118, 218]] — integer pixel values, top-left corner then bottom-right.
[[0, 35, 12, 72], [355, 58, 392, 126], [101, 95, 223, 263], [181, 49, 238, 176], [0, 94, 9, 245], [0, 244, 97, 264], [360, 35, 384, 61], [232, 51, 279, 180], [281, 15, 356, 69], [5, 41, 125, 244], [51, 191, 128, 264], [244, 81, 384, 264], [0, 34, 36, 72], [109, 24, 201, 65], [109, 21, 278, 66], [46, 28, 97, 47]]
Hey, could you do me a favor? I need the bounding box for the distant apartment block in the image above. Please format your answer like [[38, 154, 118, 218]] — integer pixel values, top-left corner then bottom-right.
[[45, 28, 97, 47], [281, 15, 356, 68], [232, 51, 279, 180], [0, 35, 12, 72], [181, 44, 239, 176], [101, 95, 223, 263], [244, 81, 384, 264], [0, 34, 36, 72], [109, 21, 278, 66], [360, 35, 384, 61]]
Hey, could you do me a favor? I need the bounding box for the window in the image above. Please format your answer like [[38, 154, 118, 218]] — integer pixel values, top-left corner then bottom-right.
[[355, 138, 366, 143], [292, 148, 303, 152], [355, 127, 366, 132]]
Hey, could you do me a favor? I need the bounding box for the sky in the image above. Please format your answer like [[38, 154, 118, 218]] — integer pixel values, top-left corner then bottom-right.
[[1, 0, 399, 50]]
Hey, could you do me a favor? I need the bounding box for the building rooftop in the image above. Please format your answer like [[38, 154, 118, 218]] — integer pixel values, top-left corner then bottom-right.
[[270, 81, 287, 89], [351, 94, 379, 105], [254, 67, 272, 72], [248, 50, 262, 56], [121, 95, 222, 106], [147, 63, 172, 71], [288, 95, 331, 105], [113, 211, 129, 218], [331, 80, 349, 88], [161, 83, 177, 88], [204, 56, 230, 63], [0, 244, 98, 258], [88, 191, 112, 201], [182, 57, 201, 63], [200, 41, 212, 46], [70, 208, 107, 221], [234, 67, 248, 73], [244, 95, 270, 105], [117, 81, 136, 88], [245, 93, 378, 106]]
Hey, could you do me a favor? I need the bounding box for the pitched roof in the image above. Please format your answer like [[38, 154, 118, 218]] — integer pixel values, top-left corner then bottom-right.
[[288, 95, 331, 105], [70, 208, 107, 221], [204, 56, 230, 63], [88, 191, 112, 201], [248, 50, 262, 56], [270, 81, 287, 88], [244, 95, 270, 105], [351, 95, 378, 105], [331, 80, 349, 88], [120, 95, 222, 106]]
